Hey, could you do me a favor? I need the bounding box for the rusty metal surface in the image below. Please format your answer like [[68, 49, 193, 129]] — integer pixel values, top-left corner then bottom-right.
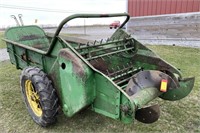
[[89, 58, 110, 75], [132, 54, 182, 76], [125, 70, 177, 96], [19, 35, 41, 41], [59, 49, 85, 78], [135, 104, 160, 124]]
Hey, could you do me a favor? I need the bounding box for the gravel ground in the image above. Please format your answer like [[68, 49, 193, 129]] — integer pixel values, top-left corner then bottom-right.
[[45, 25, 115, 41], [0, 49, 9, 62]]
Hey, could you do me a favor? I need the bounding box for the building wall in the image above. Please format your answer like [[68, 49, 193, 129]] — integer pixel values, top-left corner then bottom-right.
[[128, 0, 200, 17]]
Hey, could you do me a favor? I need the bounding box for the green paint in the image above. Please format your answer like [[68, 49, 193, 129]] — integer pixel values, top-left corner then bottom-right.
[[3, 13, 194, 125]]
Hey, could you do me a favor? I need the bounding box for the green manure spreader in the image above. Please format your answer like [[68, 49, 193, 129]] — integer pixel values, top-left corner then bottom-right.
[[3, 13, 194, 127]]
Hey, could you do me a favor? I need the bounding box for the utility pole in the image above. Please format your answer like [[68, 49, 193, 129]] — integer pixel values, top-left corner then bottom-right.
[[84, 19, 86, 35]]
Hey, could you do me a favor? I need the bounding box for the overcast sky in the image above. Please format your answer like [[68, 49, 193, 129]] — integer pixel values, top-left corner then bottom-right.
[[0, 0, 127, 27]]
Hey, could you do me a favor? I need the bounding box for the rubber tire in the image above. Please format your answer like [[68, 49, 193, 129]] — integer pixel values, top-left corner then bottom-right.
[[20, 67, 59, 127]]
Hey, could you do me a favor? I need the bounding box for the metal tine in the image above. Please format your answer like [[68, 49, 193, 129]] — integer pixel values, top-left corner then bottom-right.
[[93, 40, 97, 45], [94, 59, 99, 63], [123, 65, 127, 74], [127, 62, 130, 68], [117, 66, 122, 76], [123, 65, 126, 69], [106, 55, 111, 59], [116, 77, 131, 85], [87, 42, 90, 46], [100, 39, 103, 44], [106, 69, 110, 75], [111, 69, 134, 81], [101, 57, 105, 61], [113, 75, 117, 80], [77, 38, 132, 51], [126, 63, 131, 72], [121, 84, 128, 89], [112, 37, 115, 41], [111, 67, 115, 72], [108, 63, 135, 78], [78, 43, 81, 49], [130, 62, 134, 68], [86, 46, 134, 61], [87, 51, 91, 58], [123, 36, 127, 42], [106, 38, 110, 42], [111, 67, 117, 77], [117, 66, 121, 71]]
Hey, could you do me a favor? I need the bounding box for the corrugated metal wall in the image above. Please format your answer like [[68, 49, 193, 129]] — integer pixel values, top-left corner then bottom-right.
[[128, 0, 200, 17]]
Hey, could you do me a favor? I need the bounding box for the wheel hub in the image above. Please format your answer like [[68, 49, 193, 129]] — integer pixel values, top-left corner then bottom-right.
[[25, 80, 42, 117]]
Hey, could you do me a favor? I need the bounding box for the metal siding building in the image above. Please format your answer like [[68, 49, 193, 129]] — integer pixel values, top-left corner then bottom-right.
[[128, 0, 200, 17]]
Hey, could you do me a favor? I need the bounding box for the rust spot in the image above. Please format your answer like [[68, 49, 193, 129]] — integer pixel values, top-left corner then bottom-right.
[[133, 54, 178, 73], [21, 53, 28, 61], [59, 49, 85, 78], [21, 53, 39, 65], [19, 35, 41, 41], [89, 58, 110, 74], [32, 44, 44, 49]]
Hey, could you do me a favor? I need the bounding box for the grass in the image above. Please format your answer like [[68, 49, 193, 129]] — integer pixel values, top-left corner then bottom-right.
[[0, 45, 200, 132], [0, 32, 6, 49]]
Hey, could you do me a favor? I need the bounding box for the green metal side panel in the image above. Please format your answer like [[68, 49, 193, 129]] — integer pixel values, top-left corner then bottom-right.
[[58, 49, 95, 117], [92, 73, 121, 119], [6, 42, 44, 69], [5, 25, 49, 50]]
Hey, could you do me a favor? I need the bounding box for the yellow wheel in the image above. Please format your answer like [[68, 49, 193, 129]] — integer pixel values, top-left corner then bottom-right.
[[21, 67, 59, 127], [25, 80, 42, 117]]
